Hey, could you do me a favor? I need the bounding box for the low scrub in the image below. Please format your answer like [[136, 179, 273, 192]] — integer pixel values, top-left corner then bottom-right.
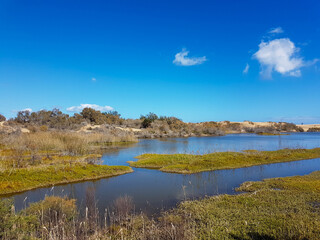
[[307, 127, 320, 132]]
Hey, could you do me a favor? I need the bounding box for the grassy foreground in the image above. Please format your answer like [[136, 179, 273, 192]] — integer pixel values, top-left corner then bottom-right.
[[165, 171, 320, 239], [129, 148, 320, 173], [1, 172, 320, 239], [0, 163, 133, 195]]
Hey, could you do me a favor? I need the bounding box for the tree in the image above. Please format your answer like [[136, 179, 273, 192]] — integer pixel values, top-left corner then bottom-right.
[[103, 110, 121, 117], [15, 110, 31, 123], [0, 114, 5, 122], [80, 108, 105, 124], [140, 112, 158, 128], [103, 111, 122, 124]]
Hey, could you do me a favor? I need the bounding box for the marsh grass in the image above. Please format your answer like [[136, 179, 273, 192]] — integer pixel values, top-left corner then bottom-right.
[[2, 131, 137, 156], [0, 130, 136, 198], [2, 171, 320, 239], [0, 131, 137, 170], [0, 164, 133, 196], [130, 148, 320, 173], [237, 170, 320, 193], [173, 187, 320, 239]]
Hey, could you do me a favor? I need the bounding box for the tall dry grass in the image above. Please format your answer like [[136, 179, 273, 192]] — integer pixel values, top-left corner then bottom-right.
[[1, 130, 136, 155], [0, 130, 137, 168], [0, 194, 195, 240]]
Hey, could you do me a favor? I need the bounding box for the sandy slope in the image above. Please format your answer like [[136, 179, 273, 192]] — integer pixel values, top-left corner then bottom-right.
[[115, 126, 142, 132], [77, 124, 142, 133], [220, 121, 320, 132]]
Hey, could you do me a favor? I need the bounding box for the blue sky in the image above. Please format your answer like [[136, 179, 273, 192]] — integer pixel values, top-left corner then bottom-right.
[[0, 0, 319, 123]]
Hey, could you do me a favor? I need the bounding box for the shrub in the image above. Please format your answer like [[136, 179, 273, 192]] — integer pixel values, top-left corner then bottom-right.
[[15, 110, 31, 124], [0, 114, 6, 122], [307, 127, 320, 132], [140, 112, 158, 128], [39, 125, 48, 131], [81, 108, 106, 125]]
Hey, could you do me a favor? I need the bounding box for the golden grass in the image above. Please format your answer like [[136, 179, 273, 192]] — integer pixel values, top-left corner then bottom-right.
[[0, 131, 137, 170]]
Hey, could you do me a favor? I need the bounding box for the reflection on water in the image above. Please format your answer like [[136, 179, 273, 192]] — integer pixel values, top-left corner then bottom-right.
[[102, 133, 320, 166], [11, 133, 320, 215]]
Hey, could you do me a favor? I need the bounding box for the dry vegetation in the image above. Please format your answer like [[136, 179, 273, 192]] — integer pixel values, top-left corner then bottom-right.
[[1, 108, 308, 140], [307, 127, 320, 132], [0, 127, 136, 195], [1, 171, 320, 239], [0, 130, 136, 169]]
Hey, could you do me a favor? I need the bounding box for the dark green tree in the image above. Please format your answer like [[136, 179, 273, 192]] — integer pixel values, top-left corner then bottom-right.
[[140, 112, 158, 128]]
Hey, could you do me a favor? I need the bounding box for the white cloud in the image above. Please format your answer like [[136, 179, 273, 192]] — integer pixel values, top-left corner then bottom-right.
[[253, 38, 304, 79], [243, 63, 249, 74], [67, 104, 114, 112], [92, 77, 96, 82], [173, 49, 207, 66], [22, 108, 32, 112], [269, 27, 284, 34]]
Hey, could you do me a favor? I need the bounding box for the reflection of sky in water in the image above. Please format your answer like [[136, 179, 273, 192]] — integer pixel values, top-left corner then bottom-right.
[[103, 133, 320, 166], [10, 133, 320, 216]]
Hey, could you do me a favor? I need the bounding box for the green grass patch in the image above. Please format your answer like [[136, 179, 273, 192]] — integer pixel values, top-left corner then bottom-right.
[[164, 171, 320, 239], [129, 148, 320, 173], [0, 163, 133, 195], [237, 170, 320, 193]]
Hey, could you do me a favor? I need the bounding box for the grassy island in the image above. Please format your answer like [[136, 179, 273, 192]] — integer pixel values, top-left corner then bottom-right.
[[129, 148, 320, 173], [0, 163, 132, 196]]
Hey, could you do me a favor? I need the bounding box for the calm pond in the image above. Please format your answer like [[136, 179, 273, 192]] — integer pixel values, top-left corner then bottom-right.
[[12, 133, 320, 215]]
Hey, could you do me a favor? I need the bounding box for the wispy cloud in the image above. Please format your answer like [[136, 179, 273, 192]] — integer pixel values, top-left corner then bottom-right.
[[91, 77, 96, 82], [253, 38, 305, 79], [268, 27, 284, 34], [67, 104, 113, 112], [243, 63, 249, 74], [173, 49, 207, 66]]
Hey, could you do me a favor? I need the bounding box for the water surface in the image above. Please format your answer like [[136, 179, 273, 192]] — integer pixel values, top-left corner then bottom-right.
[[12, 133, 320, 215]]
